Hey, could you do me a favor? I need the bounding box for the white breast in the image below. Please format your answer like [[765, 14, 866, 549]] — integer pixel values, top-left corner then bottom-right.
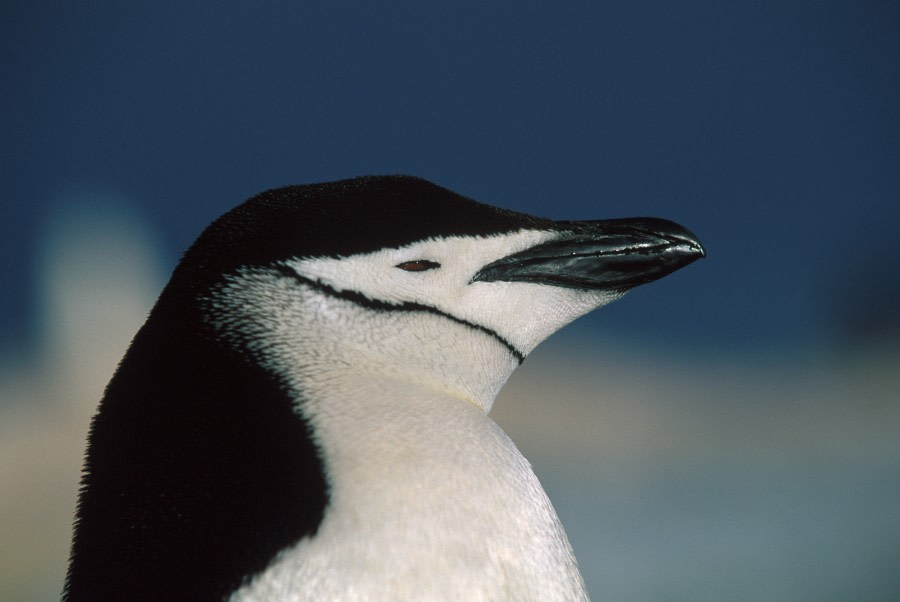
[[231, 375, 587, 601]]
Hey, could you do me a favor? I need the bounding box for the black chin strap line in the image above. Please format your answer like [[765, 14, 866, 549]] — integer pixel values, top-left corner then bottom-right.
[[272, 264, 525, 365]]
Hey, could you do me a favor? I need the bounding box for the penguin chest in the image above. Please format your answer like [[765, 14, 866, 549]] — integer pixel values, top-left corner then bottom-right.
[[231, 388, 588, 601]]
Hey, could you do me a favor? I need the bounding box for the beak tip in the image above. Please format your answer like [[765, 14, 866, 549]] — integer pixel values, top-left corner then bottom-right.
[[693, 241, 707, 259]]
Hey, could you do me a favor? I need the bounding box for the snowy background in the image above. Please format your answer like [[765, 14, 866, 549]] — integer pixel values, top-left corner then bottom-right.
[[2, 2, 899, 600]]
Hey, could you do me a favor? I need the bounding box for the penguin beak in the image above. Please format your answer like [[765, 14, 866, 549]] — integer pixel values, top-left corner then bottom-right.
[[472, 218, 706, 290]]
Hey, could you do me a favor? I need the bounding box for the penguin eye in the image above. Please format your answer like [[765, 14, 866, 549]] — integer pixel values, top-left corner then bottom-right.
[[395, 260, 441, 272]]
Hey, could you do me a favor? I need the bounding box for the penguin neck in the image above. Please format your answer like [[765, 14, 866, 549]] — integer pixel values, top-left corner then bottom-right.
[[199, 269, 588, 599], [324, 315, 521, 413], [204, 268, 522, 413]]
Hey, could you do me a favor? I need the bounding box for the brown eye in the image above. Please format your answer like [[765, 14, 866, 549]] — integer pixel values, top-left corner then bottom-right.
[[396, 260, 441, 272]]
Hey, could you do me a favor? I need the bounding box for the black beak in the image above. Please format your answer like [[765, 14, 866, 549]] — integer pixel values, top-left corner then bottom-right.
[[472, 218, 705, 290]]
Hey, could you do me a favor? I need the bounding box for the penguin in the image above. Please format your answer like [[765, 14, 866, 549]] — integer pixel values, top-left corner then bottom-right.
[[63, 175, 704, 601]]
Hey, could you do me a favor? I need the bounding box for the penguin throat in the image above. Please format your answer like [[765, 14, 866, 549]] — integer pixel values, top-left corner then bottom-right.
[[202, 268, 523, 414], [272, 265, 525, 364]]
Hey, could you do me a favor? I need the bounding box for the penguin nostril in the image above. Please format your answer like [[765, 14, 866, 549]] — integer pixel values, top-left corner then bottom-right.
[[396, 260, 441, 272]]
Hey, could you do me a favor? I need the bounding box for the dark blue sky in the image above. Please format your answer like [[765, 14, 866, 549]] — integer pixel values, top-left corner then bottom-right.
[[3, 1, 899, 355]]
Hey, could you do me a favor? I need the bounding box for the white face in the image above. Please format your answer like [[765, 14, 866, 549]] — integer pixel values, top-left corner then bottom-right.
[[285, 229, 622, 357], [204, 228, 624, 413]]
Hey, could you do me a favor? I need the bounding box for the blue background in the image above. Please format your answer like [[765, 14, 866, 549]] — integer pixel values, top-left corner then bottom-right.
[[4, 0, 898, 352], [2, 2, 899, 600]]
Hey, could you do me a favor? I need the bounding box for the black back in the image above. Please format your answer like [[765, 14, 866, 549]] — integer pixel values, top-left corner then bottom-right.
[[63, 176, 548, 601]]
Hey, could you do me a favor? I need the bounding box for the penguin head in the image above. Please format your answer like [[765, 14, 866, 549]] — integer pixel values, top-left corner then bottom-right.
[[182, 175, 703, 411]]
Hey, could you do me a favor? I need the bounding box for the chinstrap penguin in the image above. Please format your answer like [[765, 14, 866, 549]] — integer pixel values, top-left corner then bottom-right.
[[63, 175, 704, 601]]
